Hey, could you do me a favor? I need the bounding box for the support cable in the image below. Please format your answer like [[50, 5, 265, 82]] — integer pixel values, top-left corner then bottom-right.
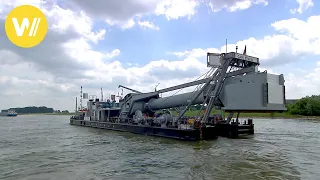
[[156, 68, 214, 105]]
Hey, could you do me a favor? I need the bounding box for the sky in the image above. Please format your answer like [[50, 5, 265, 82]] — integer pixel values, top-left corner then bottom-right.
[[0, 0, 319, 112]]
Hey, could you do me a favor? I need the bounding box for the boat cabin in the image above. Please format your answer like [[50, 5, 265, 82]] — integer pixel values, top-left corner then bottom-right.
[[81, 97, 121, 122]]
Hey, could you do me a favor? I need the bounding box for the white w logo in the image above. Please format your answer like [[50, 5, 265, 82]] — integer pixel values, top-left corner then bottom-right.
[[11, 17, 41, 37]]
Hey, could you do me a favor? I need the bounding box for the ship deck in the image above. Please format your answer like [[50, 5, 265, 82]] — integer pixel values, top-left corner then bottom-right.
[[70, 118, 254, 140], [70, 119, 217, 141]]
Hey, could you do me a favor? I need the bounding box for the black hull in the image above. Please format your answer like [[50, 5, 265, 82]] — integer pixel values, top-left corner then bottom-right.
[[69, 119, 217, 141]]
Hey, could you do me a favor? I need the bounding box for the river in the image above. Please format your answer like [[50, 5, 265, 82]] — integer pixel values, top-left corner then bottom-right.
[[0, 115, 319, 180]]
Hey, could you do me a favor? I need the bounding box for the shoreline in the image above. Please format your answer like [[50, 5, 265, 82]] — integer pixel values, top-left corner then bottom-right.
[[16, 113, 320, 120], [240, 116, 320, 120], [18, 113, 74, 116]]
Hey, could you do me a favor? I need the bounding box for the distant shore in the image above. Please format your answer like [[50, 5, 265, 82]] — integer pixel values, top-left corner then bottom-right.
[[240, 116, 320, 120], [17, 112, 320, 120], [173, 112, 320, 120], [19, 113, 74, 116], [233, 112, 319, 120]]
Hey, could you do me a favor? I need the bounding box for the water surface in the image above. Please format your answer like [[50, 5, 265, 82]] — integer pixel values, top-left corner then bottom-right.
[[0, 115, 319, 180]]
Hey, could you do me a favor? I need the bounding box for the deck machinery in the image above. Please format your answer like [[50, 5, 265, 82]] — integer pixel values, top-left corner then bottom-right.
[[70, 51, 286, 140]]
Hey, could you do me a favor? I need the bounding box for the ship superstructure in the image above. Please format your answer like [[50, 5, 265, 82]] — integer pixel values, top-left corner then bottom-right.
[[0, 110, 18, 116], [70, 50, 286, 140]]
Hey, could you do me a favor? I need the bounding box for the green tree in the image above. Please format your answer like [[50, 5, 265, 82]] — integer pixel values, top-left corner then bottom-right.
[[287, 95, 320, 116]]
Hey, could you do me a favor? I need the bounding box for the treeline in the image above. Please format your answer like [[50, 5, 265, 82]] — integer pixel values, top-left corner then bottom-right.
[[168, 96, 320, 117], [286, 95, 320, 116], [6, 106, 54, 114]]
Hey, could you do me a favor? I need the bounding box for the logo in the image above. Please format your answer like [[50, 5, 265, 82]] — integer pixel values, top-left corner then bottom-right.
[[5, 5, 48, 48]]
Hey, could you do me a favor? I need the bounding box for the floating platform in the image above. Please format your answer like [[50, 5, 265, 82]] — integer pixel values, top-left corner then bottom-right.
[[68, 51, 285, 141], [69, 117, 254, 141]]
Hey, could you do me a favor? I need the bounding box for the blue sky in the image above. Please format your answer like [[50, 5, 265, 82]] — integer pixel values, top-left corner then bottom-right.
[[95, 0, 319, 68]]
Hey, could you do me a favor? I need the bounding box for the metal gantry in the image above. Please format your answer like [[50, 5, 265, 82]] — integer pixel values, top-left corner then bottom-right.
[[116, 51, 285, 125]]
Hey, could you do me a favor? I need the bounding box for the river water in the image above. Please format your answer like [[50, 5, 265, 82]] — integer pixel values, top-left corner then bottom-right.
[[0, 115, 319, 180]]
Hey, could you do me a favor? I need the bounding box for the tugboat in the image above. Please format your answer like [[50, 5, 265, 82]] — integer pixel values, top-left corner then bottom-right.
[[0, 110, 18, 117], [70, 51, 287, 141]]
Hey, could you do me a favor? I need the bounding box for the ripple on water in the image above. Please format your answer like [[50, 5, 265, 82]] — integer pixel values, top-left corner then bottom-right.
[[0, 116, 319, 180]]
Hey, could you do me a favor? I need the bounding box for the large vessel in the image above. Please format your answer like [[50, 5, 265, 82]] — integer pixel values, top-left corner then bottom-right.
[[0, 110, 18, 116], [70, 51, 287, 141]]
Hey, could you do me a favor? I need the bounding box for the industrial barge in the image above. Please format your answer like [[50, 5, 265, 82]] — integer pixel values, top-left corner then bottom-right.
[[70, 51, 287, 140]]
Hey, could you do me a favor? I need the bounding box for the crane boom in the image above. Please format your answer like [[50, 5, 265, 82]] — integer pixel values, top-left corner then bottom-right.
[[118, 85, 142, 93], [118, 52, 286, 123]]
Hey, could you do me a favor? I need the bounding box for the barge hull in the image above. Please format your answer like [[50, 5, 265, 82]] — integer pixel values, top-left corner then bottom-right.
[[70, 119, 217, 141]]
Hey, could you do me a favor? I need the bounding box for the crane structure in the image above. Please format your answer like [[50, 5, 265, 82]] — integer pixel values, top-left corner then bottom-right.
[[70, 51, 286, 140], [118, 52, 285, 120]]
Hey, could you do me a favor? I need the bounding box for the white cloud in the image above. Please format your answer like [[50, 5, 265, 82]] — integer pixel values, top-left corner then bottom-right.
[[168, 48, 220, 58], [272, 16, 320, 43], [155, 0, 269, 19], [46, 7, 106, 43], [155, 0, 200, 20], [67, 0, 269, 29], [285, 65, 320, 98], [105, 18, 136, 30], [207, 0, 268, 12], [0, 0, 114, 110], [290, 0, 314, 14], [171, 15, 320, 66], [138, 20, 160, 30], [169, 15, 320, 99], [0, 0, 319, 112]]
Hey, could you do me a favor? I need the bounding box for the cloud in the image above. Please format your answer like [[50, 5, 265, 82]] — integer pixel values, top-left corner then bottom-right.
[[285, 64, 320, 98], [155, 0, 269, 20], [67, 0, 269, 28], [168, 15, 320, 99], [66, 0, 158, 21], [171, 15, 320, 67], [290, 0, 314, 14], [138, 20, 160, 30], [66, 0, 158, 29], [168, 48, 220, 58], [155, 0, 200, 20], [206, 0, 268, 12], [0, 0, 319, 112], [0, 0, 116, 110]]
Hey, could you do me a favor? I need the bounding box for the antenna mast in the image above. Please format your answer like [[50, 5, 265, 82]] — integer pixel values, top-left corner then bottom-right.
[[226, 39, 227, 53], [80, 86, 83, 110], [101, 87, 103, 101]]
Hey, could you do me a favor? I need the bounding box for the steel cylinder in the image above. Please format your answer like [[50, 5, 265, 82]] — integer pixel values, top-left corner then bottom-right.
[[148, 91, 205, 110]]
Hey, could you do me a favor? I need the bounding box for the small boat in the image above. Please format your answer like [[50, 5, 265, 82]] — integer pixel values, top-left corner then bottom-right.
[[0, 110, 18, 117]]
